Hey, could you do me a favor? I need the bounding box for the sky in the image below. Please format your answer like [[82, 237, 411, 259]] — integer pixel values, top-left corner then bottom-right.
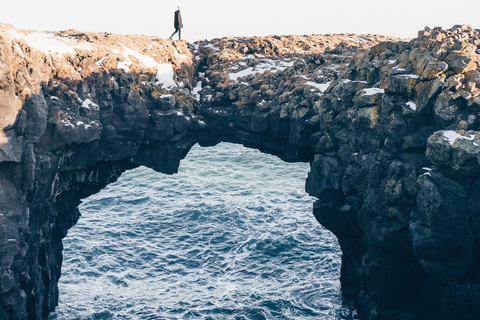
[[1, 0, 479, 42]]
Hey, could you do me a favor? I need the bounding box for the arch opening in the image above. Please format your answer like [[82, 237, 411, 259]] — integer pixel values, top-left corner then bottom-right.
[[48, 143, 353, 319]]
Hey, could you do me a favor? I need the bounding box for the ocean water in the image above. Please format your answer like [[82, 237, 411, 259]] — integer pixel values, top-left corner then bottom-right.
[[48, 143, 352, 320]]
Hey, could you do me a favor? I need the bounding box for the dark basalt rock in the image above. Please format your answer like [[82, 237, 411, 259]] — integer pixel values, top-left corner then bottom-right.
[[1, 24, 480, 320]]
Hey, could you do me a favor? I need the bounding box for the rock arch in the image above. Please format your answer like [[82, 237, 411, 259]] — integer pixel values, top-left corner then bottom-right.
[[1, 24, 480, 320]]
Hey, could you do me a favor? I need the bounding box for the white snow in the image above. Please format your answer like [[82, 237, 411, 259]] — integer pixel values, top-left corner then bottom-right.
[[81, 99, 99, 111], [406, 101, 417, 111], [229, 59, 295, 81], [155, 64, 176, 87], [117, 61, 131, 73], [388, 59, 397, 65], [14, 43, 25, 57], [7, 30, 94, 55], [442, 131, 476, 146], [305, 81, 331, 93], [192, 81, 203, 101], [397, 74, 419, 79], [342, 79, 368, 84], [229, 67, 257, 81], [362, 88, 385, 95], [114, 47, 176, 88]]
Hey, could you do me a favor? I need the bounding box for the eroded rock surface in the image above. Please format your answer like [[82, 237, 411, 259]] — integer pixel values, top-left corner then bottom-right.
[[0, 23, 480, 320]]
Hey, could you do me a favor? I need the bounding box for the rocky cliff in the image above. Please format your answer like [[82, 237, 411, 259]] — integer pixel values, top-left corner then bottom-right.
[[0, 23, 479, 320]]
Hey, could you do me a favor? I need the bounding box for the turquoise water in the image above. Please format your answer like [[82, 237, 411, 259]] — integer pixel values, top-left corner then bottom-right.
[[49, 143, 351, 320]]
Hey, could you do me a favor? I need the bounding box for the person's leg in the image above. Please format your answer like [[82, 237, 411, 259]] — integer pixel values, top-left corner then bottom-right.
[[168, 29, 178, 40], [178, 29, 181, 40]]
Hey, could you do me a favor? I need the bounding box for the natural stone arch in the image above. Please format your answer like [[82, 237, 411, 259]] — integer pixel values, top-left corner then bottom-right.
[[2, 24, 480, 320]]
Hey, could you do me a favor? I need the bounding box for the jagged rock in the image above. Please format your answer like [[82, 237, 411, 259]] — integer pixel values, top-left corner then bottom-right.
[[411, 170, 476, 279], [427, 130, 480, 175], [1, 23, 480, 320]]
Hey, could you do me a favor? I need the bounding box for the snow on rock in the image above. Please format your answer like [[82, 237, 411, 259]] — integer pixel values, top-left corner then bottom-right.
[[397, 74, 419, 79], [406, 101, 417, 111], [155, 64, 176, 88], [113, 47, 177, 88], [5, 30, 94, 55], [362, 88, 385, 96], [117, 61, 131, 73], [2, 25, 185, 90], [442, 131, 476, 145], [229, 59, 295, 81], [342, 79, 367, 84], [393, 66, 406, 72], [192, 81, 203, 101], [82, 98, 98, 109], [229, 67, 258, 81], [305, 81, 331, 93]]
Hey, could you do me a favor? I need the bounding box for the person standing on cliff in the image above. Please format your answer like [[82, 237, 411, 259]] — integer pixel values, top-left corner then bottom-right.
[[168, 6, 183, 40]]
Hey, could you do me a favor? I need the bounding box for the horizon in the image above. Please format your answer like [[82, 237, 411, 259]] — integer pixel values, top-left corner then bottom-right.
[[1, 0, 479, 42]]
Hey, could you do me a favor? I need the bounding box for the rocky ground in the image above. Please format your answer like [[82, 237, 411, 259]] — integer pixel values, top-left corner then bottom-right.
[[1, 23, 480, 320]]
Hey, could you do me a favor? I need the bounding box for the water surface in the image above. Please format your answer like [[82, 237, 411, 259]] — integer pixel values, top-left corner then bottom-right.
[[49, 143, 351, 319]]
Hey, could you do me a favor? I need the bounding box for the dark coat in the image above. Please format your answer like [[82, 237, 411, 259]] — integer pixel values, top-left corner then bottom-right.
[[174, 10, 183, 29]]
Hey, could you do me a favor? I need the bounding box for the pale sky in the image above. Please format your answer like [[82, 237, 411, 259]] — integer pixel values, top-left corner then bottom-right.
[[1, 0, 479, 42]]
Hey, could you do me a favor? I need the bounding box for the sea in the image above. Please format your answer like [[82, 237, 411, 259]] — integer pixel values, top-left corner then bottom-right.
[[48, 142, 354, 320]]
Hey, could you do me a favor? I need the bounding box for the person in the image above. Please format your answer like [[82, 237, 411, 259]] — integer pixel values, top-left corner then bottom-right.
[[168, 6, 183, 40]]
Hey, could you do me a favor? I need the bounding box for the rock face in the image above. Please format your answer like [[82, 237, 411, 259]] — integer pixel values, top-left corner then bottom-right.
[[0, 23, 480, 319]]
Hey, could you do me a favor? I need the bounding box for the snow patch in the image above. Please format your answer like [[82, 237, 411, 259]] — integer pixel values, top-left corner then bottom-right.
[[442, 131, 476, 146], [342, 79, 368, 84], [305, 81, 331, 93], [362, 88, 385, 96], [406, 101, 417, 111], [397, 74, 419, 79], [82, 98, 98, 109], [113, 47, 176, 88], [229, 59, 295, 81], [7, 30, 94, 55], [192, 81, 203, 101], [117, 61, 131, 73]]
